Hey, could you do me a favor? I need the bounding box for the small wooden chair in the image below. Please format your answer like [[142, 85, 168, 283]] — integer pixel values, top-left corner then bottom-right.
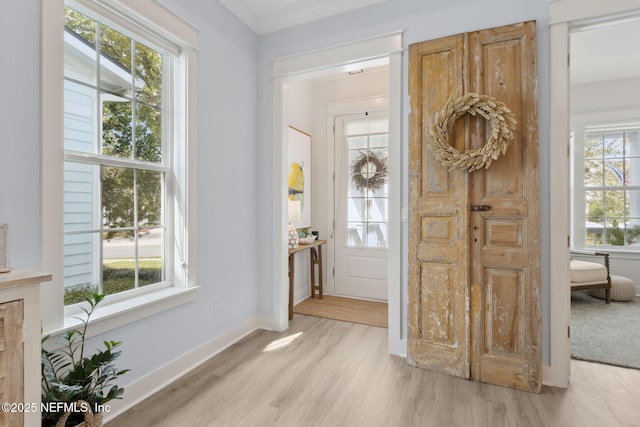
[[570, 251, 611, 303]]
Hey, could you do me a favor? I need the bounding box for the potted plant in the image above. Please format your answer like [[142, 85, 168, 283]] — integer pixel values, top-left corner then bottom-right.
[[41, 293, 129, 427]]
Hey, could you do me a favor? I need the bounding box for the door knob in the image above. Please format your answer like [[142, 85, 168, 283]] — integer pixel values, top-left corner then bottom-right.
[[470, 205, 492, 212]]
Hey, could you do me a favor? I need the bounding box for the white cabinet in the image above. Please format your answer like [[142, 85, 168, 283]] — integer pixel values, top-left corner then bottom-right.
[[0, 270, 51, 427]]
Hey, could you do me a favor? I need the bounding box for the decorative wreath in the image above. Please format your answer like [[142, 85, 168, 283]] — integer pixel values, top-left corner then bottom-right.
[[428, 93, 517, 172], [351, 150, 388, 192]]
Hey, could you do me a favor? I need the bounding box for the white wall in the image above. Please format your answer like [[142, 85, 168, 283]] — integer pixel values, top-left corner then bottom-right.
[[256, 0, 553, 363], [283, 79, 314, 303], [0, 1, 42, 269]]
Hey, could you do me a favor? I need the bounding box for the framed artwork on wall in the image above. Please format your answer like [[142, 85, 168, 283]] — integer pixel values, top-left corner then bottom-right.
[[0, 224, 9, 273], [288, 126, 311, 229]]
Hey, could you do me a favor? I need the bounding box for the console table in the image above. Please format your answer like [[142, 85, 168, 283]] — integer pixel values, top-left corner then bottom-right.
[[288, 239, 326, 320]]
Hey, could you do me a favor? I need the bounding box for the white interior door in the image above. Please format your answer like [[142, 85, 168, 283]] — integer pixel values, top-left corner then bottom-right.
[[334, 112, 389, 301]]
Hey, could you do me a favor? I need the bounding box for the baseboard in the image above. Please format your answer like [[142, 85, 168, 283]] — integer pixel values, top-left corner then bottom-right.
[[103, 314, 277, 422], [542, 363, 568, 388]]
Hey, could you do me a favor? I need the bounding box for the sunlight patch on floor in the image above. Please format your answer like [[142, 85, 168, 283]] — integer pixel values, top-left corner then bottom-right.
[[263, 332, 303, 352]]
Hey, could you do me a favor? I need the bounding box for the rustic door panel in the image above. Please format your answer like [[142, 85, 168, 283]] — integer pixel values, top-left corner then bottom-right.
[[408, 33, 470, 378], [469, 21, 540, 392], [409, 21, 540, 392]]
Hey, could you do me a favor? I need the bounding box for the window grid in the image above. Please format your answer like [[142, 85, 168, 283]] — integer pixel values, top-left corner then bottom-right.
[[346, 132, 389, 248], [581, 128, 640, 249], [63, 6, 170, 305]]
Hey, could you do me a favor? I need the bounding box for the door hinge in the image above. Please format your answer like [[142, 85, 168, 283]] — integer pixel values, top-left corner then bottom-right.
[[333, 172, 335, 182], [568, 326, 570, 338], [567, 54, 570, 67], [568, 235, 570, 248], [332, 268, 335, 277]]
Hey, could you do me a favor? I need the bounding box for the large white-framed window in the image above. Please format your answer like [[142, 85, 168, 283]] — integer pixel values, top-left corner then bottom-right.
[[42, 0, 198, 334], [573, 124, 640, 251]]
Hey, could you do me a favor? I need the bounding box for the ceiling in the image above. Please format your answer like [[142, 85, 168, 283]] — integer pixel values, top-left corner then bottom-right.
[[570, 17, 640, 85], [218, 0, 388, 34]]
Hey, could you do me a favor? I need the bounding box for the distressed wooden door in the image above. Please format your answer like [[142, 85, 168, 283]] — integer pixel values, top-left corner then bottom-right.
[[407, 33, 470, 378], [408, 21, 540, 392]]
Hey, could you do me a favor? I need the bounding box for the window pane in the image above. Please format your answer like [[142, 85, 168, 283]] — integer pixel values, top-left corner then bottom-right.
[[139, 228, 164, 287], [135, 42, 163, 107], [64, 162, 98, 232], [369, 134, 388, 148], [103, 230, 136, 295], [64, 8, 97, 87], [584, 159, 603, 187], [585, 133, 602, 159], [605, 190, 626, 220], [368, 198, 388, 222], [64, 80, 97, 153], [347, 136, 368, 150], [135, 103, 162, 162], [102, 97, 133, 158], [367, 223, 388, 247], [137, 170, 163, 227], [603, 132, 624, 159], [604, 160, 625, 186], [102, 166, 134, 229], [99, 24, 131, 72], [627, 155, 638, 186], [347, 223, 365, 245], [64, 232, 100, 305], [99, 25, 133, 98], [348, 197, 366, 222], [585, 190, 604, 224]]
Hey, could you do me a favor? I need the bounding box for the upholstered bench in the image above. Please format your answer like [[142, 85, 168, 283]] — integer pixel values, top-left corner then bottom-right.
[[589, 275, 636, 302], [570, 252, 611, 303]]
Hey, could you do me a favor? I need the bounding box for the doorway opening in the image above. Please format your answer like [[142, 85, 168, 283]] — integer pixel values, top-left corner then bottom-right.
[[568, 15, 640, 370], [271, 33, 404, 354]]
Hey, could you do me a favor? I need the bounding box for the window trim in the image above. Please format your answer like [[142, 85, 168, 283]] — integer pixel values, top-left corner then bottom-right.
[[42, 0, 198, 336]]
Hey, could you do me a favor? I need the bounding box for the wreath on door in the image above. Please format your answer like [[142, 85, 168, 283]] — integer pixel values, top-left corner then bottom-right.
[[351, 150, 388, 192], [428, 93, 517, 172]]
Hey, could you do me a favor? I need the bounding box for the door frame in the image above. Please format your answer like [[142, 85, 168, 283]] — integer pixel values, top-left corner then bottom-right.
[[548, 0, 640, 388], [271, 32, 404, 355], [327, 98, 389, 299]]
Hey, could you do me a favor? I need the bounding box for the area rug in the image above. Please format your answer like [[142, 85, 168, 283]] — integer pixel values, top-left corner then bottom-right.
[[571, 291, 640, 369], [293, 295, 388, 328]]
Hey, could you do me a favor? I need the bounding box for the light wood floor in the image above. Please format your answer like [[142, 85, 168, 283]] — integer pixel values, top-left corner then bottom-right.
[[107, 315, 640, 427]]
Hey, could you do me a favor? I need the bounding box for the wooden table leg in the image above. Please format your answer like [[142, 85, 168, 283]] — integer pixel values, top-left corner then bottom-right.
[[310, 247, 316, 298], [309, 246, 324, 299], [317, 245, 323, 299], [288, 253, 294, 320]]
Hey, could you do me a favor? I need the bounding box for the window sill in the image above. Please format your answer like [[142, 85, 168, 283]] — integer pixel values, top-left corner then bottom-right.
[[44, 285, 199, 339]]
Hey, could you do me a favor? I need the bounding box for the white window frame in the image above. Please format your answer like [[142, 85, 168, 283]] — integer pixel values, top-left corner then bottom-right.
[[42, 0, 198, 337], [571, 116, 640, 255]]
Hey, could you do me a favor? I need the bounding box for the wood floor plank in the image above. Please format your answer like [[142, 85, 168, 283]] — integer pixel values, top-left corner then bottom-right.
[[566, 360, 625, 427], [107, 315, 640, 427], [577, 361, 640, 426], [605, 363, 640, 405]]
